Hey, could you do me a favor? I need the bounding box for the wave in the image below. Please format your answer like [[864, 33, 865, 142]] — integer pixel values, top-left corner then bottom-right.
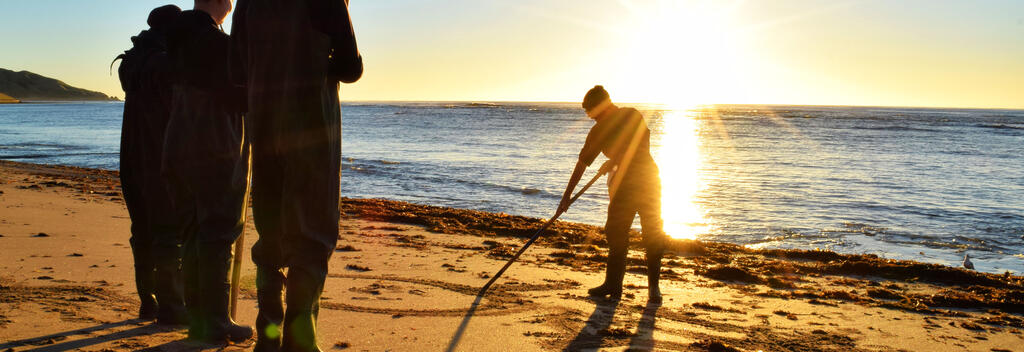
[[849, 125, 942, 132], [342, 156, 560, 199], [976, 123, 1024, 130], [1, 152, 116, 159]]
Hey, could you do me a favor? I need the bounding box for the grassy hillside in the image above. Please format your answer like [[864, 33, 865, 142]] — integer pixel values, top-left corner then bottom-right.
[[0, 92, 19, 104]]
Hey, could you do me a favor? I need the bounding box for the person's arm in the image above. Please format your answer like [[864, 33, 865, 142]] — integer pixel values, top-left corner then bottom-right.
[[228, 0, 248, 87], [558, 126, 605, 213], [558, 159, 588, 214], [308, 0, 363, 83]]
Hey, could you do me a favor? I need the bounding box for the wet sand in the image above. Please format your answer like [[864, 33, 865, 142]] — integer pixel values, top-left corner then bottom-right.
[[0, 159, 1022, 351]]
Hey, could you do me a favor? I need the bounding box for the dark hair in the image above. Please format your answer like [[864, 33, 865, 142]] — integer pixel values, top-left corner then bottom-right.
[[147, 5, 182, 31], [582, 85, 610, 110]]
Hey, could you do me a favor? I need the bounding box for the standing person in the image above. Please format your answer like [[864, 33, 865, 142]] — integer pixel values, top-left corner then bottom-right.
[[558, 85, 667, 303], [163, 0, 252, 344], [116, 4, 187, 325], [230, 0, 361, 351]]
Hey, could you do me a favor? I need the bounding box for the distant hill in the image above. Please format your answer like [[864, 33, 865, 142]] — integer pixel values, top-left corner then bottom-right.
[[0, 68, 117, 102]]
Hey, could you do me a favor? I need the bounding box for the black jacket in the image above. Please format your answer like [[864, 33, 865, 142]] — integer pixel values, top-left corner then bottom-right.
[[166, 10, 245, 112], [118, 29, 174, 180], [162, 10, 247, 169]]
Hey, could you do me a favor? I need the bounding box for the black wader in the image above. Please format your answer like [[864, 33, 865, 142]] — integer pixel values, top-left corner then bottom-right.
[[577, 108, 667, 300], [230, 1, 360, 351], [117, 28, 187, 324], [165, 9, 252, 344]]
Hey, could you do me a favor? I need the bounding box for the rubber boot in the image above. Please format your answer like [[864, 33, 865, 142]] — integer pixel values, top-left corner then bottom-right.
[[131, 240, 158, 320], [135, 266, 158, 320], [254, 267, 286, 352], [281, 268, 326, 352], [588, 245, 626, 300], [154, 244, 188, 326], [646, 246, 664, 304], [198, 243, 254, 344], [183, 239, 206, 341]]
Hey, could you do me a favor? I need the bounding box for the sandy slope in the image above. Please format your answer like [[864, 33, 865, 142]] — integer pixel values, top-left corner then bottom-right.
[[0, 160, 1021, 351]]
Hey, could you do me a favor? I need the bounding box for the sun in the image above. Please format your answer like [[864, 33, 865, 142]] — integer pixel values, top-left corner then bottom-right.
[[610, 0, 748, 108], [602, 1, 746, 239]]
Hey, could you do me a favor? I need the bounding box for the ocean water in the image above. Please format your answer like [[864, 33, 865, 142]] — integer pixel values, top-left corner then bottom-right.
[[1, 101, 1022, 273]]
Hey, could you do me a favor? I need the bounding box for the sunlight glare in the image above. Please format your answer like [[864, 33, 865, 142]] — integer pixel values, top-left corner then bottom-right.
[[613, 0, 749, 105], [654, 108, 713, 240]]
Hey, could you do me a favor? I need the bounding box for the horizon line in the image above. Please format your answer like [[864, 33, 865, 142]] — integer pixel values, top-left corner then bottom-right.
[[336, 99, 1024, 111]]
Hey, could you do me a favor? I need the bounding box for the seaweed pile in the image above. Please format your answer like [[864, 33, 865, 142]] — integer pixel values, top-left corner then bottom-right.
[[341, 197, 1024, 318]]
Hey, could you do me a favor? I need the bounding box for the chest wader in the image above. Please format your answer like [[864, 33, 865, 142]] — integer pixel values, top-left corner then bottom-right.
[[588, 168, 666, 302], [117, 30, 187, 325], [232, 1, 360, 350]]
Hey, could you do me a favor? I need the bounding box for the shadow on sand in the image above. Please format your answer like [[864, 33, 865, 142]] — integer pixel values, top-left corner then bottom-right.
[[566, 299, 662, 351], [0, 319, 168, 351]]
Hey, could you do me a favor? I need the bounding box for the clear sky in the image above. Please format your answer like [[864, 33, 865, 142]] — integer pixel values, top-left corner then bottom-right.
[[1, 0, 1021, 108]]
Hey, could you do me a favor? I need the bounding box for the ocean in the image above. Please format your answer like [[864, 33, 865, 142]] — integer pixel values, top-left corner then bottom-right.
[[1, 101, 1022, 273]]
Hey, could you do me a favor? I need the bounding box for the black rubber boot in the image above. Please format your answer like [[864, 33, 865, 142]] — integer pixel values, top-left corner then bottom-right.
[[183, 240, 206, 341], [254, 267, 286, 352], [281, 268, 326, 352], [646, 246, 664, 304], [154, 244, 188, 326], [198, 243, 254, 344], [588, 246, 626, 300], [132, 244, 158, 320]]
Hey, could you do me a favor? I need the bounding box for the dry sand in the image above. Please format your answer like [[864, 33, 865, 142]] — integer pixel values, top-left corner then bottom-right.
[[0, 160, 1022, 351]]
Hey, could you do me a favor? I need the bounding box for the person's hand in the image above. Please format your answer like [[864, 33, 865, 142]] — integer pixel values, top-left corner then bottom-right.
[[598, 160, 616, 175], [557, 196, 571, 214]]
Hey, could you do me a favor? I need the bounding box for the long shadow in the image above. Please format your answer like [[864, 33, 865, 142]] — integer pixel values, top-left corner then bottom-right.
[[563, 298, 621, 351], [444, 293, 485, 352], [627, 301, 662, 351], [0, 320, 177, 352]]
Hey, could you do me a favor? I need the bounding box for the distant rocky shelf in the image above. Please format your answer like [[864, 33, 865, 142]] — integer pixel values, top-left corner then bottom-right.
[[0, 68, 118, 103]]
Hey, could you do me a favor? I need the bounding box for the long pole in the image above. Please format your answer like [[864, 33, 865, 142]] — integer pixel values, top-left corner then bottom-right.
[[477, 169, 606, 295], [229, 231, 245, 319]]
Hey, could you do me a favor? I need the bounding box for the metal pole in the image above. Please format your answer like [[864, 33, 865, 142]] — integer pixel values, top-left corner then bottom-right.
[[477, 169, 606, 295], [229, 232, 244, 320]]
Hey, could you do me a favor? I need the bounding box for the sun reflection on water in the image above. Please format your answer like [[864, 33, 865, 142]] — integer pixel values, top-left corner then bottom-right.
[[653, 107, 713, 240]]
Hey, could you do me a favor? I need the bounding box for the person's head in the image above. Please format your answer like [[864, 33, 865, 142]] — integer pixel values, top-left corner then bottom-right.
[[194, 0, 232, 25], [148, 5, 182, 32], [582, 85, 614, 120]]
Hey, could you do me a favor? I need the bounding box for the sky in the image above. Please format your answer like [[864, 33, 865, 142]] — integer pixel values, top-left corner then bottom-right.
[[0, 0, 1022, 109]]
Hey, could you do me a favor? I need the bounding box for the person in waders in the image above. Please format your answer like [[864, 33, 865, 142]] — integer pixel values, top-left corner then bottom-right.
[[558, 85, 666, 303], [229, 0, 361, 350], [163, 0, 252, 344], [116, 4, 188, 325]]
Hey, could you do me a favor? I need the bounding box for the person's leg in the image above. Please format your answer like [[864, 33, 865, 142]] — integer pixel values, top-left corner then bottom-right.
[[123, 172, 157, 319], [251, 136, 288, 352], [590, 195, 636, 300], [279, 83, 341, 352], [191, 152, 253, 344], [149, 179, 188, 325], [166, 172, 204, 339], [638, 177, 666, 303]]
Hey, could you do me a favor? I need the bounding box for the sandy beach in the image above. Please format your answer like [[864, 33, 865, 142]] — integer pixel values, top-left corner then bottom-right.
[[0, 159, 1022, 351]]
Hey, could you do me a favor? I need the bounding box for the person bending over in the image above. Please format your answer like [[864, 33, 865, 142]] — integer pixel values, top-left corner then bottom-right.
[[559, 85, 667, 303]]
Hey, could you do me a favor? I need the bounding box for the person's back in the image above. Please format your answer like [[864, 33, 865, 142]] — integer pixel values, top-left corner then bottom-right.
[[116, 4, 187, 325], [579, 106, 658, 192], [164, 7, 246, 168], [230, 1, 361, 350]]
